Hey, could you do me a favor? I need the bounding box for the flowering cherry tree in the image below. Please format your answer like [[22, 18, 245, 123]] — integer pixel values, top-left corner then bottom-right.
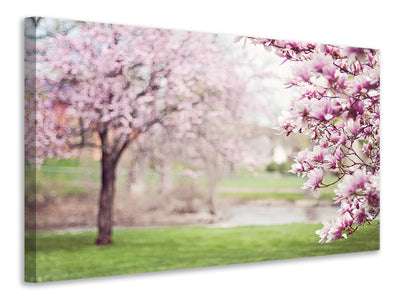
[[241, 37, 380, 243], [26, 18, 258, 245], [126, 51, 266, 215]]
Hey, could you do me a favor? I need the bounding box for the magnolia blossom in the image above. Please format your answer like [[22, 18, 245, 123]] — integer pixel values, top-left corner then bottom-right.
[[303, 168, 324, 191], [246, 37, 380, 243], [335, 169, 368, 198], [316, 213, 353, 243]]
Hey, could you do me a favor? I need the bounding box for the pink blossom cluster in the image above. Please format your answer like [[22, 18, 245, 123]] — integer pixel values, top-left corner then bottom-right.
[[24, 76, 71, 165], [26, 20, 255, 166], [317, 169, 379, 243], [247, 38, 380, 242]]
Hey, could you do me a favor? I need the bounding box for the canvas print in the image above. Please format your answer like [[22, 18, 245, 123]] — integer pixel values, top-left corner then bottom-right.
[[24, 17, 380, 283]]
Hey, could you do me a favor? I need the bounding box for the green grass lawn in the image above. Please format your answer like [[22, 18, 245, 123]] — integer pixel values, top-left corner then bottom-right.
[[26, 158, 337, 202], [25, 158, 100, 198], [219, 172, 305, 189], [218, 171, 338, 190], [25, 223, 379, 283], [217, 171, 337, 201]]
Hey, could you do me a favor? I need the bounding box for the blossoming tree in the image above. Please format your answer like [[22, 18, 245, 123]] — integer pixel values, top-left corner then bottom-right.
[[127, 89, 262, 215], [125, 49, 269, 215], [241, 37, 380, 243], [26, 19, 259, 245]]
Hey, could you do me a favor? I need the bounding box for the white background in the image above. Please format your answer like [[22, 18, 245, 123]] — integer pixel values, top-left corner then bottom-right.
[[1, 1, 399, 299]]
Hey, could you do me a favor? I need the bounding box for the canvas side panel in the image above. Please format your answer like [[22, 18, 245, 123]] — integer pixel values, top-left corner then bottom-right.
[[24, 17, 39, 283]]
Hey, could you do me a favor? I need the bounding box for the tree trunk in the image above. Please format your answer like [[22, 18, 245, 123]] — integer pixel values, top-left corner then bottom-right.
[[207, 195, 216, 215], [159, 160, 172, 194], [207, 178, 217, 215], [96, 150, 117, 245]]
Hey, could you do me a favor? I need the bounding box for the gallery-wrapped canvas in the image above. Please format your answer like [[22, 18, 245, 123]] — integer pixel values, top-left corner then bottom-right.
[[25, 17, 380, 283]]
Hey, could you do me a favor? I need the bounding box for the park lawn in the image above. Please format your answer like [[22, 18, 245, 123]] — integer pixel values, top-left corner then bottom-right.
[[26, 158, 338, 201], [218, 173, 305, 189], [25, 223, 379, 283], [217, 171, 339, 190], [25, 158, 100, 197]]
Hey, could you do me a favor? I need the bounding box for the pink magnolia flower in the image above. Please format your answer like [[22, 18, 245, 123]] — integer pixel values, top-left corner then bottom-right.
[[322, 64, 337, 82], [288, 162, 303, 174], [329, 130, 347, 146], [316, 213, 353, 243], [277, 111, 299, 135], [362, 140, 374, 157], [315, 220, 332, 243], [348, 73, 379, 95], [303, 168, 324, 191], [311, 54, 330, 73], [310, 98, 341, 121], [335, 74, 347, 91], [334, 169, 368, 198], [290, 149, 313, 174], [323, 147, 343, 170], [292, 63, 312, 82], [352, 205, 367, 227], [327, 216, 350, 242], [309, 145, 326, 164], [344, 118, 361, 136]]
